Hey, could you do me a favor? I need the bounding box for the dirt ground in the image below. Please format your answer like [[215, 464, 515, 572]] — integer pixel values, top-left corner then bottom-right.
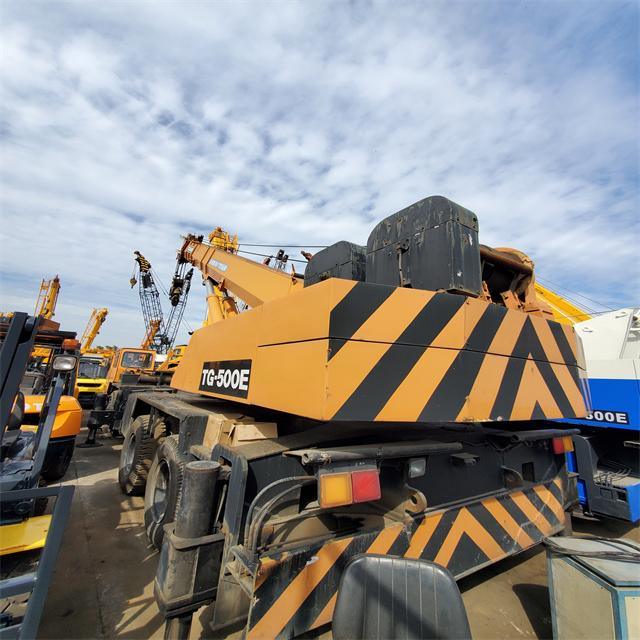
[[37, 428, 639, 640]]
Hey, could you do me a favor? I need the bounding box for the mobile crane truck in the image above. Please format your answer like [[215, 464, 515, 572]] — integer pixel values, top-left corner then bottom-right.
[[115, 196, 587, 638], [533, 287, 639, 522]]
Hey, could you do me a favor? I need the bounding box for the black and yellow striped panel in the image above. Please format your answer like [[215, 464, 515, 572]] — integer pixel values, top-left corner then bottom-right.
[[325, 283, 586, 423], [246, 478, 565, 639]]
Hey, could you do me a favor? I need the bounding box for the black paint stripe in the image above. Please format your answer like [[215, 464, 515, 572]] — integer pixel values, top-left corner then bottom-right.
[[548, 480, 564, 506], [500, 493, 534, 529], [251, 550, 312, 623], [464, 304, 507, 352], [535, 360, 575, 417], [490, 356, 527, 420], [489, 317, 574, 420], [446, 532, 491, 578], [473, 503, 521, 554], [420, 509, 458, 560], [283, 533, 376, 638], [418, 306, 505, 421], [385, 527, 412, 558], [328, 282, 394, 360], [527, 488, 560, 527], [548, 322, 578, 367], [332, 294, 465, 421], [531, 401, 546, 420]]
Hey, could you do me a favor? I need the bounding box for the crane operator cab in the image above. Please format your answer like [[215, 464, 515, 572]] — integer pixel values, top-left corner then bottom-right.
[[75, 354, 111, 409], [106, 348, 156, 388]]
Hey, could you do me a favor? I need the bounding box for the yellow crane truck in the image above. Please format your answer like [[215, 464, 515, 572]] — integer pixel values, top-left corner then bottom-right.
[[110, 195, 587, 638], [75, 308, 110, 408]]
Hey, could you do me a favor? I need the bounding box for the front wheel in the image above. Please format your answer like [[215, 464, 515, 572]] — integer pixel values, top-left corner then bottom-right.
[[41, 438, 75, 482], [144, 435, 190, 549]]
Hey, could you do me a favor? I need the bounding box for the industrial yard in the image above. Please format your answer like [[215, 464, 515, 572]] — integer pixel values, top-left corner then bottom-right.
[[1, 3, 638, 640]]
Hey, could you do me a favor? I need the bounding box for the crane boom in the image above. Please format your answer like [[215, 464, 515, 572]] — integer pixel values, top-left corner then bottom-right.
[[131, 251, 194, 354], [534, 283, 592, 325], [178, 231, 301, 309], [81, 308, 109, 353], [141, 319, 161, 349], [35, 276, 61, 319]]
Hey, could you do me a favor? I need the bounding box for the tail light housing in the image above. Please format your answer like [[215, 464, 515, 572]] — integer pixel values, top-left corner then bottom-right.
[[318, 467, 381, 509], [552, 435, 574, 454]]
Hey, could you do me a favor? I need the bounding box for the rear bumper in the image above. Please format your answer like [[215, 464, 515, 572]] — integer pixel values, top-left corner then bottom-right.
[[240, 477, 567, 638]]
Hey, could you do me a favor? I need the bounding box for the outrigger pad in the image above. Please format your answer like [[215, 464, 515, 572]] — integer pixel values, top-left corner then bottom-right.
[[332, 554, 471, 640]]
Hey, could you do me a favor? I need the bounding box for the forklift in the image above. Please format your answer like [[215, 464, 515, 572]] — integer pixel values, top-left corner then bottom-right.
[[0, 312, 76, 638]]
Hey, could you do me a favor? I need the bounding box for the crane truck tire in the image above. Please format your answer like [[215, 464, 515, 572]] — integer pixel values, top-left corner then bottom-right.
[[118, 415, 159, 495], [143, 435, 190, 549]]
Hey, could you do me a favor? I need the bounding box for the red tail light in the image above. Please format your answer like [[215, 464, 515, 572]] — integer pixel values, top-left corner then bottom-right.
[[552, 436, 574, 454], [318, 467, 381, 508], [351, 469, 381, 503]]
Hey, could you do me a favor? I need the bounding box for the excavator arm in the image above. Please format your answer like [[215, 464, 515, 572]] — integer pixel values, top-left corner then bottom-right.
[[178, 231, 301, 310]]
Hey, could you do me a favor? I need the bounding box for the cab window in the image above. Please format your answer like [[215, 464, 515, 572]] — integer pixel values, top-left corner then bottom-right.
[[121, 351, 153, 369], [79, 359, 109, 379]]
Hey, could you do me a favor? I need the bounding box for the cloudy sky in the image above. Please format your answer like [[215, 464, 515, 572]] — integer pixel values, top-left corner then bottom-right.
[[1, 1, 638, 346]]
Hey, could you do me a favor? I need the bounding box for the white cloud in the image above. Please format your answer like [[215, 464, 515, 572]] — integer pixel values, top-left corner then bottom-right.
[[0, 1, 637, 345]]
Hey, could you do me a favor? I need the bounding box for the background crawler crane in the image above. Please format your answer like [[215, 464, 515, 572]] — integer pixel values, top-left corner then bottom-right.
[[130, 251, 193, 354]]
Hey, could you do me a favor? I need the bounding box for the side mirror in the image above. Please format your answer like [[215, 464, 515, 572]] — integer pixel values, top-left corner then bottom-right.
[[333, 554, 471, 640], [7, 391, 25, 431]]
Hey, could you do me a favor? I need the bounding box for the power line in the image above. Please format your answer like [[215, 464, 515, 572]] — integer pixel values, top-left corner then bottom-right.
[[239, 243, 328, 248], [237, 248, 309, 264], [536, 275, 615, 311]]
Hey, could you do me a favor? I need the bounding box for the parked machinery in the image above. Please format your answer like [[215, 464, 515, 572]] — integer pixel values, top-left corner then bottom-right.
[[131, 251, 193, 354], [0, 315, 82, 482], [562, 308, 640, 522], [114, 195, 587, 638], [34, 276, 61, 320], [0, 313, 76, 638], [534, 285, 639, 522], [75, 309, 110, 409]]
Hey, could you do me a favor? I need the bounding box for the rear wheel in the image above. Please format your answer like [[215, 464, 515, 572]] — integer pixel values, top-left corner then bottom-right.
[[118, 416, 164, 496], [144, 435, 190, 549]]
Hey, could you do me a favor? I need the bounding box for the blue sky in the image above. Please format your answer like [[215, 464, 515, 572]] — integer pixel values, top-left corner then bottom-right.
[[0, 1, 638, 346]]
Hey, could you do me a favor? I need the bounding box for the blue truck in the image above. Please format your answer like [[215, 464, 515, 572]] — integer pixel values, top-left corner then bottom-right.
[[562, 307, 639, 522]]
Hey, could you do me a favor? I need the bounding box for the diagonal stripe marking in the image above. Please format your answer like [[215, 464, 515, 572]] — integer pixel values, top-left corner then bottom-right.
[[326, 291, 429, 417], [328, 282, 390, 360], [434, 508, 504, 567], [309, 524, 405, 631], [534, 485, 565, 523], [511, 491, 553, 535], [405, 513, 443, 559], [510, 358, 561, 420], [483, 497, 534, 548], [531, 318, 565, 364], [248, 536, 352, 639], [550, 363, 587, 416]]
